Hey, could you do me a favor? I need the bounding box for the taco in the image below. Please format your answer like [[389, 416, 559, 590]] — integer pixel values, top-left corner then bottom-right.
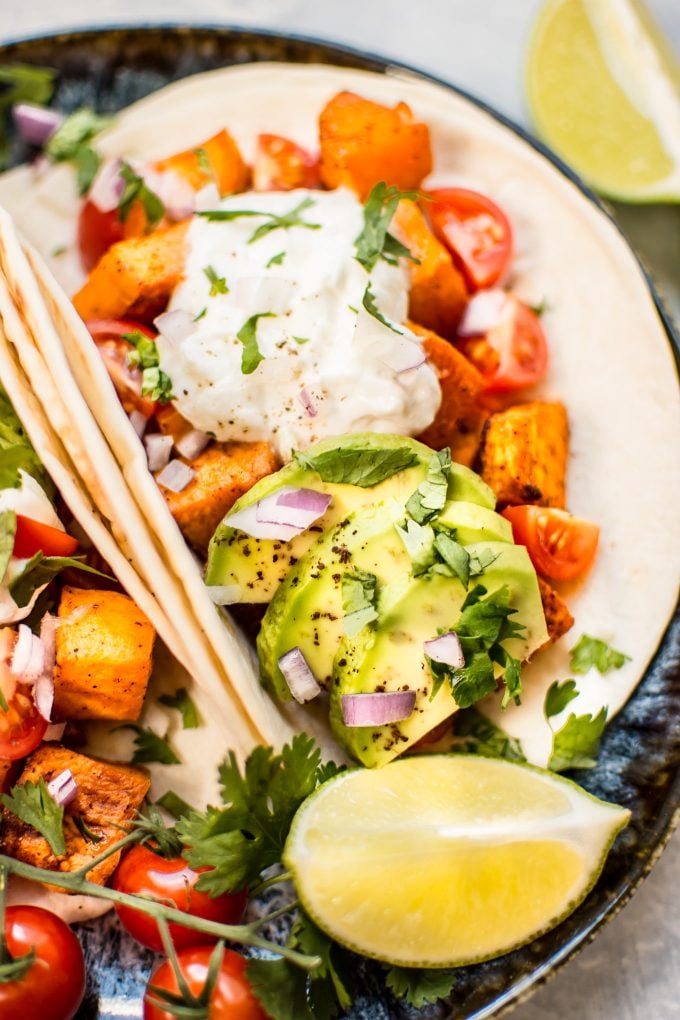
[[0, 63, 678, 774]]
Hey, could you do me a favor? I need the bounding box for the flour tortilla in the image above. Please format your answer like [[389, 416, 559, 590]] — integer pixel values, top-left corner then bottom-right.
[[0, 63, 678, 768]]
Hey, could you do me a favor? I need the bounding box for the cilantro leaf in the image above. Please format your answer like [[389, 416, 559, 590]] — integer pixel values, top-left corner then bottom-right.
[[570, 635, 630, 676], [405, 448, 451, 524], [72, 814, 103, 844], [291, 911, 353, 1014], [0, 64, 56, 167], [548, 707, 608, 772], [545, 678, 579, 718], [73, 144, 100, 196], [203, 265, 228, 296], [117, 160, 164, 227], [0, 386, 53, 495], [193, 146, 213, 179], [45, 107, 109, 161], [267, 251, 286, 268], [123, 330, 174, 402], [119, 724, 181, 765], [453, 706, 526, 761], [385, 965, 457, 1009], [0, 508, 17, 582], [293, 445, 418, 487], [354, 182, 419, 273], [9, 551, 107, 608], [341, 569, 378, 636], [158, 687, 201, 729], [432, 530, 469, 586], [362, 282, 403, 334], [395, 518, 435, 575], [246, 958, 316, 1020], [1, 777, 65, 855], [449, 649, 497, 708], [156, 789, 193, 820], [197, 198, 320, 244], [236, 313, 275, 375], [497, 646, 522, 709]]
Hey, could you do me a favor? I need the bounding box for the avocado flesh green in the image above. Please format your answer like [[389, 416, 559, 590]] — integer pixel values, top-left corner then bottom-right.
[[329, 543, 549, 768], [257, 500, 513, 702], [206, 432, 495, 603]]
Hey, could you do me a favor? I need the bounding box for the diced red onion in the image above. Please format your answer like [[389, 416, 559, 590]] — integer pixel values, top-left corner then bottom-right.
[[424, 632, 465, 668], [175, 428, 211, 460], [227, 487, 331, 540], [10, 625, 45, 680], [204, 584, 242, 605], [194, 182, 221, 212], [129, 409, 149, 439], [153, 309, 196, 346], [298, 387, 317, 418], [148, 168, 196, 221], [44, 721, 66, 742], [39, 613, 58, 676], [33, 672, 54, 722], [278, 647, 321, 704], [145, 433, 173, 472], [89, 158, 125, 211], [156, 459, 196, 493], [381, 336, 427, 374], [47, 768, 77, 806], [12, 103, 64, 147], [340, 690, 417, 727], [458, 289, 511, 337]]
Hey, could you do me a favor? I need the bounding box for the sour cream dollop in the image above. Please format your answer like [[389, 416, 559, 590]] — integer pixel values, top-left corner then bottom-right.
[[159, 188, 441, 460], [0, 471, 64, 625]]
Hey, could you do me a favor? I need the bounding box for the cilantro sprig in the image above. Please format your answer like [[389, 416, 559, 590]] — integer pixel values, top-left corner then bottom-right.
[[46, 108, 111, 195], [405, 448, 451, 524], [123, 330, 174, 403], [362, 281, 403, 334], [158, 687, 201, 729], [118, 724, 181, 766], [570, 635, 630, 675], [452, 706, 526, 761], [197, 197, 320, 244], [544, 679, 609, 772], [1, 778, 65, 855], [117, 160, 164, 227], [354, 181, 419, 273], [236, 312, 275, 375], [203, 265, 228, 296]]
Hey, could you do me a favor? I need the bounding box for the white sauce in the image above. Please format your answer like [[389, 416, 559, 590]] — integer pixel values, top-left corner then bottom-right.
[[0, 471, 64, 625], [160, 188, 441, 460]]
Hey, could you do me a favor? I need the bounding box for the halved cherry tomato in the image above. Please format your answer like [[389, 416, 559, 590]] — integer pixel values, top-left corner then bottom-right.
[[0, 905, 86, 1020], [113, 844, 248, 953], [253, 134, 320, 191], [144, 946, 266, 1020], [77, 199, 125, 272], [85, 318, 157, 418], [428, 187, 513, 290], [0, 685, 47, 760], [502, 505, 600, 581], [13, 516, 79, 560], [458, 296, 548, 393]]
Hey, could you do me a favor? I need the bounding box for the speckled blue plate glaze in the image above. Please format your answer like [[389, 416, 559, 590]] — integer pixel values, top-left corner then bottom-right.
[[0, 25, 678, 1020]]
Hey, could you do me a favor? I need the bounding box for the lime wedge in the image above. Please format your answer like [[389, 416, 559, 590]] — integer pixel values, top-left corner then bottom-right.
[[526, 0, 680, 201], [284, 756, 629, 966]]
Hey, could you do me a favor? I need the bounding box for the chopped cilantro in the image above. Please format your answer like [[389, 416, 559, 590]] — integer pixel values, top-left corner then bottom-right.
[[354, 181, 419, 273], [362, 282, 403, 334], [385, 965, 457, 1009], [158, 687, 201, 729], [1, 777, 65, 855], [45, 107, 109, 161], [432, 530, 470, 586], [123, 330, 174, 403], [293, 445, 418, 487], [50, 244, 67, 257], [194, 306, 207, 322], [292, 336, 310, 345], [203, 264, 228, 296], [548, 707, 608, 772], [72, 814, 103, 844], [0, 509, 17, 582], [405, 448, 451, 524], [156, 789, 193, 820], [0, 386, 53, 495], [545, 678, 579, 718], [236, 312, 275, 375], [341, 569, 378, 636], [394, 518, 435, 575], [197, 197, 320, 244], [117, 160, 164, 227], [453, 706, 526, 761], [9, 551, 106, 608], [193, 145, 213, 178], [73, 144, 100, 196], [570, 635, 630, 676], [119, 724, 181, 766], [0, 64, 56, 167], [266, 251, 286, 268]]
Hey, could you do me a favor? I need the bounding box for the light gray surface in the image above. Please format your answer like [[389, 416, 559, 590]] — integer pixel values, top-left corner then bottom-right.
[[1, 1, 678, 1017]]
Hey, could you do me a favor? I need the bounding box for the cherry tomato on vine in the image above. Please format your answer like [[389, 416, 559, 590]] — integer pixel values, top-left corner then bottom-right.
[[12, 516, 79, 560], [428, 187, 513, 290], [0, 687, 47, 760], [85, 319, 158, 418], [458, 296, 548, 393], [502, 505, 600, 581], [113, 844, 248, 953], [143, 946, 266, 1020], [0, 905, 85, 1020]]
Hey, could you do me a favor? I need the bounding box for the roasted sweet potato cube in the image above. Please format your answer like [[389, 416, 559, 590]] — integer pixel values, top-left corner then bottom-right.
[[394, 200, 468, 338], [72, 220, 189, 322], [537, 578, 574, 644], [155, 129, 250, 196], [479, 401, 569, 508], [53, 587, 155, 721], [158, 441, 278, 554], [0, 758, 20, 794], [319, 91, 432, 198], [1, 745, 149, 885], [411, 323, 488, 467]]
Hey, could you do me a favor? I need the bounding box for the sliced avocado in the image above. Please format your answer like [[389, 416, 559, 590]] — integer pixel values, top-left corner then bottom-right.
[[206, 432, 495, 603], [329, 543, 548, 768], [436, 502, 512, 545]]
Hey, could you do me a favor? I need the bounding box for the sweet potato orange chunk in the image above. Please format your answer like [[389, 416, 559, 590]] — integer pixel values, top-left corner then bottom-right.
[[319, 91, 432, 198], [155, 129, 250, 196], [158, 441, 279, 554], [394, 200, 468, 338], [479, 401, 569, 508], [53, 587, 155, 721], [72, 220, 189, 321], [537, 577, 574, 645], [410, 323, 488, 467], [1, 745, 149, 885]]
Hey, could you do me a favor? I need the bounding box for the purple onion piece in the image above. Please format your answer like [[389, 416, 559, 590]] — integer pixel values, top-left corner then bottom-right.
[[175, 429, 211, 461], [153, 309, 196, 346], [12, 103, 64, 147], [298, 387, 317, 418], [156, 459, 196, 493], [145, 434, 173, 473], [88, 158, 125, 211], [227, 487, 331, 540], [44, 722, 67, 742], [423, 632, 465, 668], [129, 409, 149, 439], [47, 768, 77, 807], [10, 625, 45, 680], [278, 647, 321, 704], [34, 673, 54, 722], [457, 289, 510, 337], [341, 690, 416, 727]]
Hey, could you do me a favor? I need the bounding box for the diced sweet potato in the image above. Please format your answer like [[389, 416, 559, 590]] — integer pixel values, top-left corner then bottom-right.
[[72, 220, 189, 322], [319, 91, 432, 198], [253, 134, 320, 191], [410, 322, 488, 467], [155, 129, 250, 196], [53, 587, 155, 721], [479, 401, 569, 508], [1, 744, 149, 885], [0, 758, 20, 794], [158, 441, 279, 554], [155, 404, 194, 444], [537, 577, 574, 644], [394, 200, 468, 338]]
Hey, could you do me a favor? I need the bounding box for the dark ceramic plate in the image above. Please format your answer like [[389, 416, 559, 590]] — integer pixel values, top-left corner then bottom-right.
[[1, 24, 678, 1020]]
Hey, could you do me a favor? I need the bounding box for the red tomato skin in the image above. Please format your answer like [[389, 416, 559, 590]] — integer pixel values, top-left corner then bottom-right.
[[253, 134, 320, 191], [85, 318, 158, 418], [144, 946, 267, 1020], [13, 515, 79, 559], [502, 505, 600, 581], [0, 906, 85, 1020], [428, 187, 513, 291], [77, 199, 125, 271], [0, 689, 48, 760], [458, 297, 548, 394], [113, 845, 247, 953]]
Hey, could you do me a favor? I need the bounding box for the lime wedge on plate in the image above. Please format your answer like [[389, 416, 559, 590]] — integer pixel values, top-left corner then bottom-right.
[[526, 0, 680, 201], [284, 756, 629, 966]]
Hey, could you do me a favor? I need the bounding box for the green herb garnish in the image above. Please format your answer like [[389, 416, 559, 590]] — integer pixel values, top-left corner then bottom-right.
[[203, 265, 228, 296], [158, 687, 201, 729], [1, 778, 65, 855], [362, 282, 403, 334], [9, 551, 107, 608], [156, 790, 193, 820], [123, 330, 174, 403], [453, 706, 526, 761], [267, 251, 286, 268], [385, 965, 458, 1010], [544, 678, 579, 718], [198, 197, 320, 244], [235, 312, 275, 375], [0, 386, 53, 495], [341, 569, 378, 636], [117, 160, 164, 227], [354, 181, 419, 273], [72, 814, 103, 844], [119, 724, 181, 766], [547, 707, 608, 772], [0, 64, 56, 167], [0, 509, 17, 582], [293, 445, 418, 487], [570, 635, 630, 676], [405, 448, 451, 524]]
